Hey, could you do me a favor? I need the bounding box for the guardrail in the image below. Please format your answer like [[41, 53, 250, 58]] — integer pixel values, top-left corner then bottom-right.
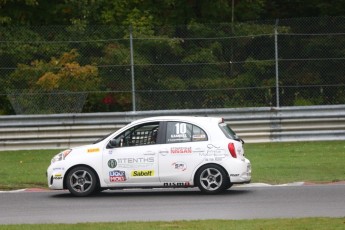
[[1, 105, 345, 151]]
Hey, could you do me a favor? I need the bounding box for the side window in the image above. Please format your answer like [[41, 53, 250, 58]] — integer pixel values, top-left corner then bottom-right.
[[107, 122, 159, 148], [166, 122, 207, 143], [192, 125, 208, 141]]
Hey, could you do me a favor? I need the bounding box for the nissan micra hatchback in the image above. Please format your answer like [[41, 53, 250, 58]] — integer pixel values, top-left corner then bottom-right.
[[47, 116, 251, 196]]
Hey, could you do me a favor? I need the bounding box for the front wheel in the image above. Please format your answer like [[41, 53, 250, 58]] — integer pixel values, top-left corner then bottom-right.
[[196, 164, 230, 194], [66, 166, 98, 197]]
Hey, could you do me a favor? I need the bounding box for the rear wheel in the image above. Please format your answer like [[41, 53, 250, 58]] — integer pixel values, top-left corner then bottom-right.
[[66, 166, 98, 197], [196, 164, 230, 194]]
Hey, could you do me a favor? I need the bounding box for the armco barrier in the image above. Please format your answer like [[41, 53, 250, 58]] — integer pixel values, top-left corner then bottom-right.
[[1, 105, 345, 151]]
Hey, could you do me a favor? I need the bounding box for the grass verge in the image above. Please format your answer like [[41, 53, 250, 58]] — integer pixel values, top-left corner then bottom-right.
[[1, 218, 345, 229]]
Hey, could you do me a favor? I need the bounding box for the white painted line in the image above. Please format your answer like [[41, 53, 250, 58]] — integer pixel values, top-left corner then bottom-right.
[[0, 189, 26, 193]]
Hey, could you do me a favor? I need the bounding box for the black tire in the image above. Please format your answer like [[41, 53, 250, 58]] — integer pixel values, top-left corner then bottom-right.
[[196, 164, 230, 194], [224, 183, 233, 190], [66, 166, 98, 197]]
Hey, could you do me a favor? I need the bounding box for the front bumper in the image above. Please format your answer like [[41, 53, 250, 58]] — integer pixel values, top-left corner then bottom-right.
[[47, 163, 66, 190]]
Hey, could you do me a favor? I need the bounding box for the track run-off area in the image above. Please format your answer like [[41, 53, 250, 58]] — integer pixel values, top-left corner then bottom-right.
[[1, 183, 344, 224]]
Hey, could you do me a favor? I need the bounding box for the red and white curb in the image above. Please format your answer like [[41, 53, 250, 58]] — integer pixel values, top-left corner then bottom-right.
[[0, 188, 51, 193]]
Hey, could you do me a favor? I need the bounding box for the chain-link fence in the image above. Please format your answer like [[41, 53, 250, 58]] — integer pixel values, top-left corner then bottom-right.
[[1, 17, 344, 114]]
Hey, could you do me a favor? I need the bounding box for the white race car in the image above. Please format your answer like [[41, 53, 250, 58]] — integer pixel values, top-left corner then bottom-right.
[[47, 116, 251, 196]]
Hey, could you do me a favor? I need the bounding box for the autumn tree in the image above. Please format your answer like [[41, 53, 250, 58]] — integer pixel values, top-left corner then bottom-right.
[[6, 49, 99, 114]]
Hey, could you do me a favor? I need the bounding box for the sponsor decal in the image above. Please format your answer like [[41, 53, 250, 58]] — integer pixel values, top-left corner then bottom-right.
[[144, 151, 155, 156], [170, 133, 187, 138], [167, 135, 190, 142], [87, 148, 100, 153], [116, 157, 155, 168], [230, 174, 239, 177], [192, 134, 206, 140], [207, 144, 219, 149], [117, 157, 154, 164], [108, 159, 117, 168], [193, 148, 206, 155], [131, 170, 154, 177], [53, 173, 62, 180], [109, 170, 126, 182], [53, 167, 65, 171], [200, 144, 226, 159], [163, 182, 190, 187], [205, 158, 215, 162], [159, 150, 169, 156], [172, 162, 187, 171], [171, 147, 192, 154]]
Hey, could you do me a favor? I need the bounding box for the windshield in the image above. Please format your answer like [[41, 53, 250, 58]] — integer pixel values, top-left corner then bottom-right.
[[93, 132, 113, 144]]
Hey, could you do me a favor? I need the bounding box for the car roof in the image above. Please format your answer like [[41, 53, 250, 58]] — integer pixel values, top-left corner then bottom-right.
[[130, 116, 223, 125]]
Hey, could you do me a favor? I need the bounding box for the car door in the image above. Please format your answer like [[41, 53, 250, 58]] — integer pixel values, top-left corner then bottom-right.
[[158, 121, 209, 184], [102, 121, 161, 186]]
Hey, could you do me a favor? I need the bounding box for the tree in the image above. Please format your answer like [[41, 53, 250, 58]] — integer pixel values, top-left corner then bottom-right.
[[7, 49, 100, 114]]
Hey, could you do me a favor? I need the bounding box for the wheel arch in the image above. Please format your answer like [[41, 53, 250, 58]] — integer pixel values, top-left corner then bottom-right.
[[193, 163, 231, 186], [63, 164, 101, 190]]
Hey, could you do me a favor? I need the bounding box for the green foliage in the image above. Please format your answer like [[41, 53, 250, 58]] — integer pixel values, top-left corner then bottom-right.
[[102, 42, 131, 65], [0, 27, 65, 65], [83, 92, 132, 113], [1, 0, 345, 114], [2, 0, 345, 27], [6, 50, 100, 114], [293, 93, 323, 106], [182, 48, 218, 63], [124, 8, 155, 37], [9, 49, 99, 91], [235, 0, 266, 21], [161, 76, 186, 90]]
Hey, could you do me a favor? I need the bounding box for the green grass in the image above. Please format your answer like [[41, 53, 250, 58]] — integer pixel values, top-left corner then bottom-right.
[[0, 149, 57, 190], [245, 141, 345, 184], [1, 218, 345, 229], [0, 141, 345, 190]]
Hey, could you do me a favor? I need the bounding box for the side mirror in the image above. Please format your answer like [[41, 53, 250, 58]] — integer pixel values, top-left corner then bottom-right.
[[106, 139, 118, 149]]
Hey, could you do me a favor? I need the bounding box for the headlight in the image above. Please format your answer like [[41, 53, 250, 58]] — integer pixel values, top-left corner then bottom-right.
[[51, 149, 71, 164]]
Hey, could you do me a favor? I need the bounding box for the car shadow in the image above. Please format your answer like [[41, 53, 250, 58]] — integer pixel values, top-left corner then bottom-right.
[[50, 187, 253, 198]]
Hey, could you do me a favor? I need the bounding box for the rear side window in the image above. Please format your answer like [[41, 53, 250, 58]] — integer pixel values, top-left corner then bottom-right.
[[166, 122, 208, 143], [219, 123, 239, 140]]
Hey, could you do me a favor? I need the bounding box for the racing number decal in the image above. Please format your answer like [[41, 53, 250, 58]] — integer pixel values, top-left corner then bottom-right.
[[167, 122, 191, 143], [175, 123, 187, 135]]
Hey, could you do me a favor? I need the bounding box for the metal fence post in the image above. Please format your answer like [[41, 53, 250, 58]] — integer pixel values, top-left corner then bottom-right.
[[275, 19, 280, 108], [129, 26, 136, 112]]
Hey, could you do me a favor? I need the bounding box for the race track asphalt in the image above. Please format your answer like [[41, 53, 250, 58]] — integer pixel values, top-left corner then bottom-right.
[[0, 184, 344, 224]]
